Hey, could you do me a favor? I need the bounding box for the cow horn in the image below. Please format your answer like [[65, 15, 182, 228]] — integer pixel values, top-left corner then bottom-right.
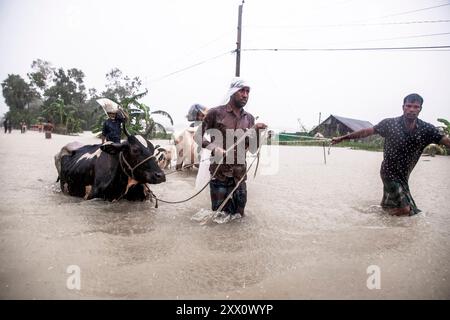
[[122, 122, 130, 137]]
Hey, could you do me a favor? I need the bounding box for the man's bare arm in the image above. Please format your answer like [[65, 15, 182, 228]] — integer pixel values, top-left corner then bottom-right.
[[331, 127, 375, 145], [439, 135, 450, 147]]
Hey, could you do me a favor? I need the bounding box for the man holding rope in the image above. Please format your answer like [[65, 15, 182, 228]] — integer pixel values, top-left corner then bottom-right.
[[196, 78, 267, 216], [332, 93, 450, 216]]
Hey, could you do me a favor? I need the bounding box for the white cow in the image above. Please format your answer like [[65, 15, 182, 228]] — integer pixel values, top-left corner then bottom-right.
[[173, 125, 202, 170]]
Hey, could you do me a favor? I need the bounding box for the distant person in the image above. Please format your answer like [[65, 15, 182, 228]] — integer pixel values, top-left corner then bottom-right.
[[196, 78, 267, 217], [186, 103, 208, 127], [44, 120, 54, 139], [7, 119, 12, 133], [3, 119, 7, 133], [20, 120, 26, 133], [332, 93, 450, 216], [101, 108, 128, 144], [174, 104, 208, 170]]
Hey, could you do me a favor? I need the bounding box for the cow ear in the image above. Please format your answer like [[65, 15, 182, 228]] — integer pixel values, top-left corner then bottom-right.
[[147, 140, 155, 155], [100, 142, 129, 155]]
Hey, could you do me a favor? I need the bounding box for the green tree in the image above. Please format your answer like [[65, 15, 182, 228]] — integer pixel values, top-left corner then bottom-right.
[[103, 68, 142, 101], [42, 98, 66, 125], [1, 74, 39, 127], [39, 66, 87, 134], [41, 99, 83, 134], [27, 59, 55, 96], [2, 74, 37, 111], [44, 67, 86, 107], [65, 105, 84, 134]]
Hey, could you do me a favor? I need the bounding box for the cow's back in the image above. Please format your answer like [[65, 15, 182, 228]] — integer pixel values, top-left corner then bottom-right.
[[59, 144, 104, 197]]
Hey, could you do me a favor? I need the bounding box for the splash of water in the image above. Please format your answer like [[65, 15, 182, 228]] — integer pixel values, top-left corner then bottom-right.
[[191, 208, 242, 225]]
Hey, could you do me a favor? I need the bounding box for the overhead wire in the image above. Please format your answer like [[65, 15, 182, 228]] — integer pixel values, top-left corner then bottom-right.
[[244, 19, 450, 29], [148, 50, 234, 83], [325, 32, 450, 46], [146, 3, 450, 83], [242, 45, 450, 52], [373, 3, 450, 20]]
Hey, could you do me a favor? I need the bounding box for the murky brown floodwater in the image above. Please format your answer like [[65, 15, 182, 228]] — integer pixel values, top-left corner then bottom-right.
[[0, 130, 449, 299]]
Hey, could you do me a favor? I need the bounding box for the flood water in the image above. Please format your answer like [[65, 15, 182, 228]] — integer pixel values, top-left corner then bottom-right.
[[0, 130, 449, 299]]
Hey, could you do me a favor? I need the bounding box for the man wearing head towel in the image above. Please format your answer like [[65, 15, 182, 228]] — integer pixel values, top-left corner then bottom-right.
[[197, 78, 267, 216], [101, 105, 128, 144]]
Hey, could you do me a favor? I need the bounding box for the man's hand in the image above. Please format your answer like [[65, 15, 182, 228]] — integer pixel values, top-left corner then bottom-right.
[[255, 123, 267, 130], [117, 108, 129, 121], [331, 136, 346, 145], [214, 147, 227, 157], [440, 135, 450, 148]]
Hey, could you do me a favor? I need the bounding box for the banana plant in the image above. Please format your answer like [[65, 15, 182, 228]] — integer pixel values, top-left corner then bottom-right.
[[43, 98, 66, 125], [92, 90, 173, 139]]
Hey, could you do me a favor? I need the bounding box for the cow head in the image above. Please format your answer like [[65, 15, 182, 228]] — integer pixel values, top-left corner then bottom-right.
[[100, 135, 166, 184], [154, 145, 172, 170]]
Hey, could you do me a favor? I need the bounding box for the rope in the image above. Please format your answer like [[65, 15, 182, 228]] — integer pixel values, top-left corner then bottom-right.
[[119, 152, 156, 180], [115, 151, 157, 201], [216, 142, 262, 212], [150, 125, 264, 206]]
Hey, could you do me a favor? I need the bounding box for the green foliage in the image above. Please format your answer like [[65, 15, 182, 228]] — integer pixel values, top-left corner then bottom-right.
[[1, 74, 40, 127], [43, 67, 86, 107], [91, 69, 173, 139], [1, 74, 37, 111], [2, 63, 172, 137], [41, 98, 83, 134], [277, 135, 384, 152], [91, 90, 173, 139], [437, 118, 450, 135], [27, 59, 55, 95]]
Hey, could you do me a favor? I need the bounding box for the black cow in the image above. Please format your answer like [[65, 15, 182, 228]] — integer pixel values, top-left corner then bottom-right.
[[56, 133, 166, 201]]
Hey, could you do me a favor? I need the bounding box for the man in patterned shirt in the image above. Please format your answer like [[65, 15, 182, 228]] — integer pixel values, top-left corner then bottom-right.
[[332, 93, 450, 216]]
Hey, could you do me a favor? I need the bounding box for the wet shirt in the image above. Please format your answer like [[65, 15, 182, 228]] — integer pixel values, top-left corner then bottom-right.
[[373, 116, 443, 183], [199, 104, 256, 181], [102, 118, 123, 143]]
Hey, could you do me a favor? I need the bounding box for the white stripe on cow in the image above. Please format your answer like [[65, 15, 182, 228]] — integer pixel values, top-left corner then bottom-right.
[[76, 148, 103, 163], [136, 135, 148, 148]]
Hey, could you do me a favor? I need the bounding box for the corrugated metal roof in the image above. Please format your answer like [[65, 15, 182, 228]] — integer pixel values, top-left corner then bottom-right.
[[332, 115, 373, 131]]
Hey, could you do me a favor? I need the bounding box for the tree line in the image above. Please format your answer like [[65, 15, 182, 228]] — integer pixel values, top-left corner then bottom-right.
[[1, 59, 173, 138]]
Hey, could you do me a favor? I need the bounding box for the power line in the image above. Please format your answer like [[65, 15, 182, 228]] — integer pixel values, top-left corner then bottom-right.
[[148, 50, 234, 83], [375, 3, 450, 20], [245, 19, 450, 29], [326, 32, 450, 46], [243, 45, 450, 52]]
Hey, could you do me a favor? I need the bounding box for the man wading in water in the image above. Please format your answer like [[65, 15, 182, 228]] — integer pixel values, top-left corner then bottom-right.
[[196, 78, 267, 216], [332, 93, 450, 216]]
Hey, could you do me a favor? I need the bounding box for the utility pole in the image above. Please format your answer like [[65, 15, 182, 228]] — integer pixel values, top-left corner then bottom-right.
[[235, 1, 244, 77]]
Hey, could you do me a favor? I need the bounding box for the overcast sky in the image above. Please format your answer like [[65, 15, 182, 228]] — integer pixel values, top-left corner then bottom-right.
[[1, 0, 449, 131]]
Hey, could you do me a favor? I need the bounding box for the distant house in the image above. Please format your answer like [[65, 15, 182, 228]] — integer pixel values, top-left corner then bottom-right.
[[309, 115, 373, 138]]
